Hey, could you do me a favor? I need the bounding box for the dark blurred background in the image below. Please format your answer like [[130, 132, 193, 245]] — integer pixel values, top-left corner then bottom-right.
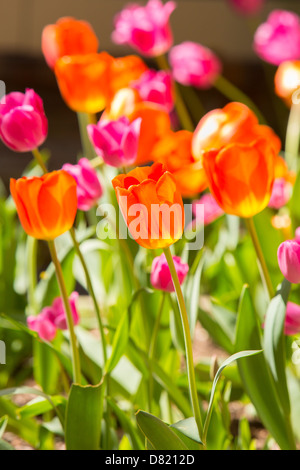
[[1, 0, 300, 187]]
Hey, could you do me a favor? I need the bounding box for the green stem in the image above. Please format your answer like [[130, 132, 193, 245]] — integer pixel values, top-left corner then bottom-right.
[[285, 102, 300, 173], [245, 217, 275, 299], [77, 112, 98, 160], [214, 75, 267, 125], [32, 148, 48, 174], [48, 240, 81, 384], [163, 247, 203, 440], [69, 228, 107, 364], [156, 54, 195, 132], [27, 236, 38, 316]]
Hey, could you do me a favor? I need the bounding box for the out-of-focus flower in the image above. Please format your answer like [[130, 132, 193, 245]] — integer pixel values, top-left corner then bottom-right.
[[27, 312, 57, 342], [152, 130, 207, 197], [10, 170, 77, 240], [112, 162, 184, 249], [112, 0, 176, 57], [151, 253, 189, 292], [275, 60, 300, 107], [42, 17, 99, 69], [192, 193, 224, 226], [103, 88, 171, 165], [0, 89, 48, 152], [169, 41, 222, 89], [284, 302, 300, 335], [228, 0, 265, 15], [54, 53, 113, 113], [268, 178, 293, 209], [277, 240, 300, 283], [27, 292, 80, 341], [272, 213, 293, 240], [62, 158, 103, 211], [192, 102, 281, 159], [202, 139, 276, 218], [87, 116, 141, 168], [131, 69, 174, 112], [254, 10, 300, 66], [110, 55, 148, 97]]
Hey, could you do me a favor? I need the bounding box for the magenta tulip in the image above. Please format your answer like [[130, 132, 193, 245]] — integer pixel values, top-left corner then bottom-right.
[[112, 0, 176, 57], [268, 178, 292, 210], [27, 292, 80, 342], [192, 193, 224, 226], [87, 116, 141, 168], [151, 253, 189, 292], [284, 302, 300, 336], [278, 240, 300, 284], [62, 158, 103, 211], [254, 10, 300, 66], [131, 69, 174, 112], [0, 89, 48, 152], [169, 41, 222, 89]]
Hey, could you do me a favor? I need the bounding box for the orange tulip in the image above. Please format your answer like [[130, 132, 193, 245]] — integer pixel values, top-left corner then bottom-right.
[[112, 162, 184, 249], [275, 60, 300, 107], [54, 53, 114, 113], [152, 130, 208, 197], [103, 88, 171, 165], [192, 102, 281, 158], [110, 55, 148, 97], [42, 17, 99, 69], [202, 139, 276, 218], [10, 170, 77, 240]]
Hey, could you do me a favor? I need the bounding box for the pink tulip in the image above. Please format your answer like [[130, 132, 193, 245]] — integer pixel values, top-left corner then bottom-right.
[[228, 0, 265, 15], [268, 178, 292, 210], [87, 116, 141, 167], [131, 69, 174, 112], [27, 311, 57, 342], [192, 193, 224, 226], [254, 10, 300, 66], [284, 302, 300, 335], [62, 158, 103, 211], [295, 227, 300, 243], [27, 292, 80, 342], [151, 253, 189, 292], [0, 89, 48, 152], [112, 0, 176, 57], [277, 240, 300, 284], [169, 41, 222, 89]]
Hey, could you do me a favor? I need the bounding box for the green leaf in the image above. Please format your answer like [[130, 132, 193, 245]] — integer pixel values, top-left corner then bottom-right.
[[0, 439, 14, 450], [203, 349, 262, 442], [171, 417, 203, 444], [65, 382, 104, 450], [235, 285, 296, 450], [136, 411, 189, 450], [107, 398, 144, 450], [185, 252, 205, 336], [263, 279, 291, 415], [17, 396, 67, 420], [0, 415, 8, 439]]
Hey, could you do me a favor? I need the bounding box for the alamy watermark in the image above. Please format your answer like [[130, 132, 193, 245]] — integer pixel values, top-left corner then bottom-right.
[[0, 340, 6, 365], [96, 202, 205, 250], [292, 88, 300, 105], [0, 81, 6, 103]]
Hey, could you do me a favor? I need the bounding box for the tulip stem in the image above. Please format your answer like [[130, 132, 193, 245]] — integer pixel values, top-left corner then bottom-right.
[[77, 112, 98, 160], [32, 148, 48, 174], [48, 239, 81, 385], [156, 54, 195, 132], [163, 246, 203, 442], [69, 227, 107, 364], [214, 75, 267, 125], [285, 102, 300, 173], [245, 217, 275, 299]]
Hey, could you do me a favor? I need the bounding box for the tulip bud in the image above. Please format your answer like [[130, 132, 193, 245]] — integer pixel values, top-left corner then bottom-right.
[[277, 240, 300, 284], [284, 302, 300, 336], [151, 253, 189, 292]]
